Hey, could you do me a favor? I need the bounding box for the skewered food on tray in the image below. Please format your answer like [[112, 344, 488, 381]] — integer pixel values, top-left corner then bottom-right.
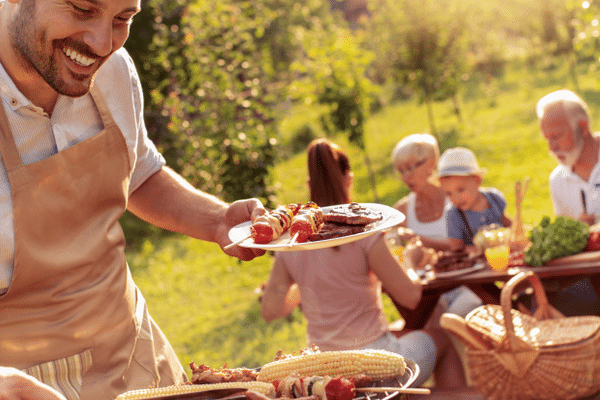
[[228, 203, 404, 251], [251, 204, 302, 244], [275, 373, 366, 400], [290, 202, 325, 243], [266, 202, 382, 244], [190, 362, 259, 384], [116, 348, 411, 400]]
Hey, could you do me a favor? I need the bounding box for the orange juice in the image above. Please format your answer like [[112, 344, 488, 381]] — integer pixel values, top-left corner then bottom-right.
[[392, 246, 404, 262], [485, 245, 510, 270]]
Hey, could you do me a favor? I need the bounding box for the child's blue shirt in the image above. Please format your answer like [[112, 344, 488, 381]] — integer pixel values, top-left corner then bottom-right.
[[446, 187, 506, 245]]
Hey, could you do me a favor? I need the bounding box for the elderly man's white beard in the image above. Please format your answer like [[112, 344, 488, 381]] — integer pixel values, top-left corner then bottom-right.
[[553, 137, 585, 168]]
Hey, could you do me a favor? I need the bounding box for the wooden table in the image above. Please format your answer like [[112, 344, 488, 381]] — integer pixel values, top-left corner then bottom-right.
[[391, 252, 600, 330], [421, 258, 600, 295]]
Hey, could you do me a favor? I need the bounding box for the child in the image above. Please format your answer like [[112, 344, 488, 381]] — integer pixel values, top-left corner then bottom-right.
[[433, 147, 512, 251], [391, 133, 452, 251]]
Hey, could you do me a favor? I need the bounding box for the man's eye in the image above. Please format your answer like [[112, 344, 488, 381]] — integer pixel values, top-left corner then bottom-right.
[[69, 2, 92, 14], [116, 15, 134, 24]]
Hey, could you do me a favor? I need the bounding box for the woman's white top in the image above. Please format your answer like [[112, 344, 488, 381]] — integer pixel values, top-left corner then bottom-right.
[[406, 192, 450, 239]]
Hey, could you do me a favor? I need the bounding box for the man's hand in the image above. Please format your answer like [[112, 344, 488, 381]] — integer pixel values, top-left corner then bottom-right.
[[0, 367, 67, 400], [578, 212, 596, 227], [218, 198, 267, 261]]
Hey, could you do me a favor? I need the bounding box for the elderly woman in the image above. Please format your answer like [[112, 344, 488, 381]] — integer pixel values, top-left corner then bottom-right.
[[391, 133, 452, 251]]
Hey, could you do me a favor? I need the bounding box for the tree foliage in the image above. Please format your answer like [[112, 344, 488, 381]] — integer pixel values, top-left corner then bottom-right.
[[125, 0, 347, 208], [365, 0, 469, 135], [572, 0, 600, 63], [121, 0, 600, 215], [127, 0, 284, 206]]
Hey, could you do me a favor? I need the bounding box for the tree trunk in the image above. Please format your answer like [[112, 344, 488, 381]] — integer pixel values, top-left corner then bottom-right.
[[363, 151, 380, 203], [453, 95, 462, 124], [426, 97, 438, 138]]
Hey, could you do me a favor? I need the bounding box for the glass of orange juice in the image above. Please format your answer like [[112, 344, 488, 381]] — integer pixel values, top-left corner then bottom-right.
[[485, 245, 510, 270]]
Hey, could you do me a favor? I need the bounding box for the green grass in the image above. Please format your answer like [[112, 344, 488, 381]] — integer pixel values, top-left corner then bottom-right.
[[127, 57, 600, 377]]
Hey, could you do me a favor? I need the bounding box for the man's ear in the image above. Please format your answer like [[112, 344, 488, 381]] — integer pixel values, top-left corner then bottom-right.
[[578, 119, 590, 137]]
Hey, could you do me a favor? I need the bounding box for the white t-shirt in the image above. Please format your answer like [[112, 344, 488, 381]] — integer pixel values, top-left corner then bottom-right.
[[0, 48, 166, 292], [405, 192, 451, 239], [549, 145, 600, 222]]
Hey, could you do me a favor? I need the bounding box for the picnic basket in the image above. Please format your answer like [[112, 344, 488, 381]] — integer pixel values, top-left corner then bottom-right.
[[440, 271, 600, 400]]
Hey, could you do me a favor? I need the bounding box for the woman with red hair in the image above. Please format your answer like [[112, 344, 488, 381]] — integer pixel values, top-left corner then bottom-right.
[[260, 138, 481, 388]]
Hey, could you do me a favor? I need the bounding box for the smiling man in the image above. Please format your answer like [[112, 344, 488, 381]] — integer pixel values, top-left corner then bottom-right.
[[0, 1, 266, 399]]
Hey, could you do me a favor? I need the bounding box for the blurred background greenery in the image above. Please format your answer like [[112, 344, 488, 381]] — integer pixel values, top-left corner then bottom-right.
[[121, 0, 600, 376]]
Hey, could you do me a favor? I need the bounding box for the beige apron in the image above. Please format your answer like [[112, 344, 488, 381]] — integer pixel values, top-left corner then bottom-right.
[[0, 86, 186, 400]]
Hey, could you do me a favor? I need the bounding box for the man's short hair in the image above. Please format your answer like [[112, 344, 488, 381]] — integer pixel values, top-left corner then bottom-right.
[[536, 89, 590, 134]]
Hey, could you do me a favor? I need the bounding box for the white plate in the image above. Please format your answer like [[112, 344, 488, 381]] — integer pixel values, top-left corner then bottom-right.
[[428, 262, 487, 279], [228, 203, 405, 251]]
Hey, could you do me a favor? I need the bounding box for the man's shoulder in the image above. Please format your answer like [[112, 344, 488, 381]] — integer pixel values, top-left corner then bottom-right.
[[95, 48, 137, 86], [549, 164, 573, 185]]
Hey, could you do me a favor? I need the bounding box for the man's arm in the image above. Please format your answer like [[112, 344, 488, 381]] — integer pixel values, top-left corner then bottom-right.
[[127, 166, 266, 261], [0, 367, 67, 400]]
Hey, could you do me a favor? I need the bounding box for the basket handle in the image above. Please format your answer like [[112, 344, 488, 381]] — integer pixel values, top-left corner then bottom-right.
[[500, 271, 551, 348], [440, 313, 491, 350]]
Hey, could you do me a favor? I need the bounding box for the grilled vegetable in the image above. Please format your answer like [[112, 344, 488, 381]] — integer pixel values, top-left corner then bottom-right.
[[290, 202, 324, 243], [115, 381, 276, 400], [257, 349, 405, 382], [251, 204, 301, 244]]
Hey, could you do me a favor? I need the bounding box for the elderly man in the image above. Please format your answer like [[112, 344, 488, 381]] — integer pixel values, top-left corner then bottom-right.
[[536, 89, 600, 317], [537, 89, 600, 224]]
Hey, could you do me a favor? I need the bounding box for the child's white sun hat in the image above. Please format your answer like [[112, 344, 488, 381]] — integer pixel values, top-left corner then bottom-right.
[[432, 147, 486, 182]]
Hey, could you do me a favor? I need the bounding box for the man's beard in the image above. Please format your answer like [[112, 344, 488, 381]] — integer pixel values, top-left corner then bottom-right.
[[8, 0, 97, 98], [553, 136, 585, 168]]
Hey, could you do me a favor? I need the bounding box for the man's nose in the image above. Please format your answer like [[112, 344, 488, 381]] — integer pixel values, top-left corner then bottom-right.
[[82, 19, 113, 57]]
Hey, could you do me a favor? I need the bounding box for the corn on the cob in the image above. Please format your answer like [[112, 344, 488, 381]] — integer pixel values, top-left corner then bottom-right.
[[257, 349, 405, 382], [115, 381, 276, 400]]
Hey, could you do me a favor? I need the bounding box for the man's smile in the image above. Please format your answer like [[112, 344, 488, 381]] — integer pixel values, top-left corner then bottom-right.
[[63, 46, 96, 67]]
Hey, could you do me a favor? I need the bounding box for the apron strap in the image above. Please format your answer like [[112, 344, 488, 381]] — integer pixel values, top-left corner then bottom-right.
[[90, 85, 117, 130], [0, 100, 24, 172], [0, 86, 115, 177]]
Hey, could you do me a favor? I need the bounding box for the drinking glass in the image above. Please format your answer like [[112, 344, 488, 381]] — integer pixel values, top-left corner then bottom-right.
[[485, 245, 510, 270]]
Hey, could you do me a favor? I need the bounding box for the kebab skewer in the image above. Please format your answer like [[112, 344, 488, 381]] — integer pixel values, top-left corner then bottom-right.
[[224, 203, 301, 249], [289, 202, 325, 243], [251, 203, 302, 244]]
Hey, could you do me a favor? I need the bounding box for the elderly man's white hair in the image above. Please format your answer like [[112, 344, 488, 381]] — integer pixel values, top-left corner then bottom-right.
[[536, 89, 591, 134]]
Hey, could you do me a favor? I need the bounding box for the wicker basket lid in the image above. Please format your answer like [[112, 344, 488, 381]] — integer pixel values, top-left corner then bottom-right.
[[466, 305, 600, 348]]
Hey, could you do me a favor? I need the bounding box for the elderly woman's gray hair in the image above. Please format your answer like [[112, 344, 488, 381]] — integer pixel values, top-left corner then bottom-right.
[[391, 133, 439, 168]]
